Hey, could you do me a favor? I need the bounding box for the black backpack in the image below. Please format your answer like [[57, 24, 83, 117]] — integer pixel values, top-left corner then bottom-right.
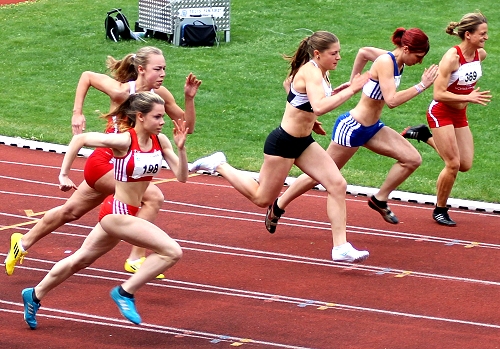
[[181, 20, 217, 47]]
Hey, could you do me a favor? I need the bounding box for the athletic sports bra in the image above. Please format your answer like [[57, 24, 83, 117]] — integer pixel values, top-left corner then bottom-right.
[[287, 60, 333, 112], [362, 52, 403, 100], [447, 46, 482, 95], [114, 128, 163, 182]]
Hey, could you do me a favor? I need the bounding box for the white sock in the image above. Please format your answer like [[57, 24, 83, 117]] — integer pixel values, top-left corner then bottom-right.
[[18, 239, 26, 252], [127, 258, 142, 264], [333, 242, 349, 251]]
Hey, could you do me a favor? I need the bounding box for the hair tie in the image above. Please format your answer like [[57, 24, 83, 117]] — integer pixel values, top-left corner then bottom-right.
[[131, 54, 136, 60]]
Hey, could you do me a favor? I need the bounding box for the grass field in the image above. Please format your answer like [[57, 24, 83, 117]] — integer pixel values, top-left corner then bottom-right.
[[0, 0, 498, 203]]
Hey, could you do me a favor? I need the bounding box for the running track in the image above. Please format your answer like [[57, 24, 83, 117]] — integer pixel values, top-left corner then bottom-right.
[[1, 141, 500, 349]]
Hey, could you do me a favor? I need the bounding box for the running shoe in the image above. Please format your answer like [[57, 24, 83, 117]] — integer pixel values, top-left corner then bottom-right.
[[22, 287, 41, 330], [189, 152, 226, 174], [5, 233, 27, 276], [433, 208, 457, 226], [331, 243, 369, 263], [368, 196, 399, 224], [110, 286, 142, 325], [124, 257, 165, 279], [401, 124, 433, 143], [265, 203, 283, 234]]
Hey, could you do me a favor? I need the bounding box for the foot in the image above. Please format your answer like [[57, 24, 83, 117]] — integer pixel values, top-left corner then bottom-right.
[[124, 257, 165, 279], [368, 196, 399, 224], [110, 286, 141, 325], [265, 200, 284, 234], [332, 243, 369, 263], [22, 288, 41, 330], [5, 233, 27, 276], [189, 152, 226, 174], [401, 124, 433, 143], [433, 208, 456, 226]]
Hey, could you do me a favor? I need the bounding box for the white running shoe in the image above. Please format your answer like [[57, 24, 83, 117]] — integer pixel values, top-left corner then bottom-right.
[[189, 152, 226, 174], [331, 242, 369, 263]]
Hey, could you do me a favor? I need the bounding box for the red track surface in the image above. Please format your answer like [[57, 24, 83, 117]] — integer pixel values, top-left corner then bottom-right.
[[1, 144, 500, 348], [0, 0, 29, 4]]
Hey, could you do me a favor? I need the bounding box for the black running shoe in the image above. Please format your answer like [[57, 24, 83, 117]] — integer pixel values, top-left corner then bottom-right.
[[265, 203, 283, 234], [401, 124, 433, 143], [368, 196, 399, 224], [433, 208, 456, 226]]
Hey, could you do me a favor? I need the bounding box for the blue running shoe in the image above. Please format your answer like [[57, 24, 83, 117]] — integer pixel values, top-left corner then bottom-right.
[[22, 287, 40, 330], [110, 286, 141, 324]]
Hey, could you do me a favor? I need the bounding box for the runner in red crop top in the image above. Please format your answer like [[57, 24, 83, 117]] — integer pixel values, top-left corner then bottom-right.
[[114, 128, 163, 183], [22, 92, 189, 328], [5, 46, 201, 279], [423, 12, 491, 226]]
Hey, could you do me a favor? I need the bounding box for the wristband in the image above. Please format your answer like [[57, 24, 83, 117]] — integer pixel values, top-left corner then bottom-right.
[[419, 82, 426, 90], [414, 84, 422, 94]]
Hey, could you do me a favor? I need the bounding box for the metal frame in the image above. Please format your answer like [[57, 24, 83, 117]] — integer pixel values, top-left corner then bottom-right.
[[138, 0, 230, 41]]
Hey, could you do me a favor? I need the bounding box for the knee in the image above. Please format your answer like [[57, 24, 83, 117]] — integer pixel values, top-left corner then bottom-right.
[[324, 175, 347, 195], [445, 159, 461, 174], [255, 200, 272, 209], [58, 204, 84, 223], [459, 159, 473, 173], [68, 257, 93, 272], [160, 241, 183, 263], [142, 186, 164, 209], [405, 153, 422, 171]]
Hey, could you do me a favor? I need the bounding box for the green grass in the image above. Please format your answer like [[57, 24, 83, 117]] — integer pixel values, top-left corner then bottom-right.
[[1, 0, 499, 203]]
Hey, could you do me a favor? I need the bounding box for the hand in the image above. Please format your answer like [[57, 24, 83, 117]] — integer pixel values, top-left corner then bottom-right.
[[468, 87, 492, 106], [312, 120, 326, 135], [58, 174, 78, 192], [332, 81, 351, 95], [172, 118, 188, 149], [350, 71, 371, 93], [72, 114, 86, 135], [184, 72, 202, 99], [420, 64, 439, 89]]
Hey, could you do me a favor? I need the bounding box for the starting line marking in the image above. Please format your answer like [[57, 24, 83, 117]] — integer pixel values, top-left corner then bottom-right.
[[24, 209, 47, 217], [0, 219, 39, 230], [152, 173, 200, 185]]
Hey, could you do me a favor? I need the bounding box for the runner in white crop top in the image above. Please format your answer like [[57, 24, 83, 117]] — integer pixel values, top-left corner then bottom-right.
[[287, 60, 333, 112]]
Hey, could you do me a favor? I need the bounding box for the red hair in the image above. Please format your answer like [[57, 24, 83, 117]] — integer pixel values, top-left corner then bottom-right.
[[391, 27, 430, 54]]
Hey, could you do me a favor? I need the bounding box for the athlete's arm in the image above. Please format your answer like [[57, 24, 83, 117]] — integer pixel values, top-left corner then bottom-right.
[[158, 120, 188, 183], [350, 47, 387, 82], [72, 71, 126, 135], [59, 132, 130, 191]]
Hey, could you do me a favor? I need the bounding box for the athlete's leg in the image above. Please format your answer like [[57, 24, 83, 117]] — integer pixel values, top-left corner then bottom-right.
[[21, 179, 110, 250], [294, 143, 348, 246], [364, 127, 422, 200], [277, 140, 358, 211], [33, 223, 120, 300], [294, 143, 368, 262], [432, 125, 472, 207], [126, 183, 164, 261], [100, 215, 182, 293], [216, 156, 295, 208]]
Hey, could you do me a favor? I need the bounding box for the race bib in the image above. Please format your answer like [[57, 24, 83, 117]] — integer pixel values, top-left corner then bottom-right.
[[131, 150, 162, 179]]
